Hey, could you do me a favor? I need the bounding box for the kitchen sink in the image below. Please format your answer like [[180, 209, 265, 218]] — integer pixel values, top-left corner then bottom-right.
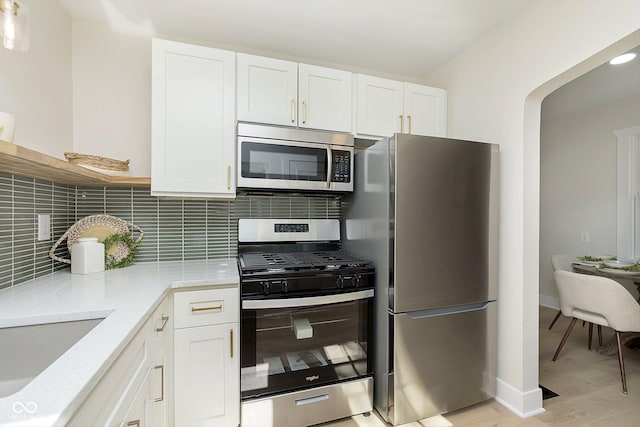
[[0, 318, 104, 398]]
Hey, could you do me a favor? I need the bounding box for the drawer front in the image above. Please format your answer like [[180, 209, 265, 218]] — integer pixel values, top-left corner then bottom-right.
[[146, 296, 171, 358], [174, 286, 239, 328]]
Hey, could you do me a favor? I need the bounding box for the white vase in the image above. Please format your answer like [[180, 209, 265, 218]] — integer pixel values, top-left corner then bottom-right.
[[0, 112, 15, 142]]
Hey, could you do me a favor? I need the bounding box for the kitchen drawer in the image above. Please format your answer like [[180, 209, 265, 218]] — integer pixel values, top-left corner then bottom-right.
[[146, 295, 171, 356], [173, 286, 238, 329]]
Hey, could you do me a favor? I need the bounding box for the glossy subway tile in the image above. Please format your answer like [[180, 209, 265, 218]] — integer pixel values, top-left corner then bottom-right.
[[0, 176, 342, 289]]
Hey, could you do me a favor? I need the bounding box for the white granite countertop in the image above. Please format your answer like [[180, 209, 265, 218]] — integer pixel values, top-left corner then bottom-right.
[[0, 259, 239, 427]]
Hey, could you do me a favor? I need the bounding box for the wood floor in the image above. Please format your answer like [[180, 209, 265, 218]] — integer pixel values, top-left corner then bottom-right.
[[321, 305, 640, 427]]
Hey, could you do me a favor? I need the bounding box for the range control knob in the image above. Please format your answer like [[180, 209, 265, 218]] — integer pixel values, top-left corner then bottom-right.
[[336, 275, 344, 289], [261, 281, 271, 295], [354, 274, 361, 287]]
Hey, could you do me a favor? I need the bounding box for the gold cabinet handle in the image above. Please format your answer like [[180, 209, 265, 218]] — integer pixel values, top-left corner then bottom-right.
[[191, 304, 223, 313], [291, 99, 296, 123], [407, 115, 412, 134], [155, 315, 169, 332], [226, 165, 231, 190], [153, 364, 164, 402], [127, 421, 140, 427], [230, 329, 234, 358], [302, 101, 307, 124], [399, 115, 404, 133]]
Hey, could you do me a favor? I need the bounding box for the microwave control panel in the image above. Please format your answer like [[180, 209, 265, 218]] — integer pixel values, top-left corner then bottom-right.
[[331, 150, 351, 183]]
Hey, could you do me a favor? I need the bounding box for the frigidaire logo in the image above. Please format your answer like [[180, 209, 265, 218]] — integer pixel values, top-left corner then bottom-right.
[[305, 375, 319, 382]]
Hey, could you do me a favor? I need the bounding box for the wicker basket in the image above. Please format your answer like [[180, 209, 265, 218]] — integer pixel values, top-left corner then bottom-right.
[[49, 214, 144, 267], [64, 152, 130, 172]]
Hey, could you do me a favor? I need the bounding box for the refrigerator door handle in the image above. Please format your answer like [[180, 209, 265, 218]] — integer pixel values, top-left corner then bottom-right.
[[403, 302, 491, 319]]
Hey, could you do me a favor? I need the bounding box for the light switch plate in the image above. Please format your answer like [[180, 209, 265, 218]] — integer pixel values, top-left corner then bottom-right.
[[37, 214, 51, 241]]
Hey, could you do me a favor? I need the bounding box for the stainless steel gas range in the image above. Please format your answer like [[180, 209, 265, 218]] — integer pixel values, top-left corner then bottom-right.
[[237, 219, 375, 427]]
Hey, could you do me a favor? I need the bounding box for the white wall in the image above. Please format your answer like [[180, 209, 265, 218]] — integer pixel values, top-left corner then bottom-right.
[[71, 21, 151, 176], [539, 94, 640, 306], [427, 0, 640, 417], [0, 0, 72, 157]]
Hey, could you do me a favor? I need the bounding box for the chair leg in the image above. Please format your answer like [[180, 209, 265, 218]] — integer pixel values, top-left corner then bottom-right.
[[615, 331, 628, 394], [553, 317, 577, 362], [597, 325, 602, 347], [588, 323, 593, 351], [548, 310, 562, 330]]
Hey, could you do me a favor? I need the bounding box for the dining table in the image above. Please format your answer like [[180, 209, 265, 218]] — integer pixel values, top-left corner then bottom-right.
[[571, 261, 640, 354]]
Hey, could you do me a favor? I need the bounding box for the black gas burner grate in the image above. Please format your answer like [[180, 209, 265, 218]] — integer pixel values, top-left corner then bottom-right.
[[240, 250, 367, 272]]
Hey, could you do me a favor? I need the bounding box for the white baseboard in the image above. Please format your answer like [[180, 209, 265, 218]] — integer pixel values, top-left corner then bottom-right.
[[495, 378, 545, 418], [539, 294, 559, 310]]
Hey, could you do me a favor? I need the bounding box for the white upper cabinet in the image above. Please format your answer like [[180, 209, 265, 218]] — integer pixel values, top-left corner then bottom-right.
[[237, 54, 352, 133], [151, 39, 236, 199], [298, 63, 352, 132], [236, 54, 298, 127], [356, 74, 404, 137], [403, 83, 447, 137], [356, 74, 447, 138]]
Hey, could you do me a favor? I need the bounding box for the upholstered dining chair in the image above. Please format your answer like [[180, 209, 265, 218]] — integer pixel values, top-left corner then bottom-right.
[[548, 254, 579, 330], [552, 270, 640, 393]]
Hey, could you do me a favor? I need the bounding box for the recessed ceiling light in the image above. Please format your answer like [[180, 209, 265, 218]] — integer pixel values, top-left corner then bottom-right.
[[609, 53, 637, 65]]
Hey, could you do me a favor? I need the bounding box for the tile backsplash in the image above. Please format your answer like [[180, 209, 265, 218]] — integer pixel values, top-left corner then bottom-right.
[[0, 172, 342, 290]]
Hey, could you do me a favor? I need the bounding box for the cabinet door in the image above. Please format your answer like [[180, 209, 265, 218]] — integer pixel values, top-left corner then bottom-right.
[[147, 351, 166, 427], [119, 342, 167, 427], [298, 63, 352, 133], [120, 382, 147, 427], [237, 53, 298, 126], [402, 83, 447, 137], [174, 323, 239, 427], [355, 74, 404, 137], [151, 38, 236, 198]]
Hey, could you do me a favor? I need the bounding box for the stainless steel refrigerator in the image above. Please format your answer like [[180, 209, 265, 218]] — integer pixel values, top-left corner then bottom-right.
[[342, 133, 499, 425]]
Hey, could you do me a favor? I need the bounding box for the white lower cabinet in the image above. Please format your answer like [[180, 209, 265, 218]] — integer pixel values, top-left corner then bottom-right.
[[173, 286, 240, 427], [70, 285, 240, 427], [68, 297, 171, 427], [120, 345, 166, 427], [174, 323, 239, 427]]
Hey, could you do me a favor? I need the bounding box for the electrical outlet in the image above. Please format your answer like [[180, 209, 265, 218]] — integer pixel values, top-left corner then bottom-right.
[[580, 231, 590, 243], [37, 214, 51, 241]]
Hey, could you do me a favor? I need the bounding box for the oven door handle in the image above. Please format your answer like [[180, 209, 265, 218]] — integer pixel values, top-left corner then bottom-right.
[[242, 289, 374, 309]]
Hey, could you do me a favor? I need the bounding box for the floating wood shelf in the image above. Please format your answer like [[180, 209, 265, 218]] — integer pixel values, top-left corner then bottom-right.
[[0, 139, 151, 188]]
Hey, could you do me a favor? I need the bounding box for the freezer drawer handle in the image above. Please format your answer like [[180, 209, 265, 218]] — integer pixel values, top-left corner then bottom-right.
[[294, 393, 330, 406], [405, 302, 490, 319], [242, 289, 373, 310]]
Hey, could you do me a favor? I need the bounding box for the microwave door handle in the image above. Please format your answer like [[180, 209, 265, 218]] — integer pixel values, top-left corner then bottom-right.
[[326, 146, 332, 189], [242, 289, 374, 309]]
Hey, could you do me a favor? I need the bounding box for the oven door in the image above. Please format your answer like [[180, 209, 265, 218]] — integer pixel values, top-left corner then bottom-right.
[[240, 289, 373, 400], [237, 136, 353, 192]]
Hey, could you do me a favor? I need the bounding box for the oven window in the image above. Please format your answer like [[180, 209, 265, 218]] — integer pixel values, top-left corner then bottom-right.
[[241, 141, 328, 181], [240, 297, 372, 399]]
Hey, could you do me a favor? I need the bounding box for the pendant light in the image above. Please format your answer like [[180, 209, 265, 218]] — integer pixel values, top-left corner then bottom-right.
[[0, 0, 29, 52]]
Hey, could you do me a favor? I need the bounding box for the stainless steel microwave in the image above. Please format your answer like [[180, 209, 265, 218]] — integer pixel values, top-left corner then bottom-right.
[[237, 123, 354, 193]]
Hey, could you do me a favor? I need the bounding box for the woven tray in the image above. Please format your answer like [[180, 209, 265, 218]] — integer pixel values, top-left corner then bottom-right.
[[64, 152, 130, 172], [49, 214, 144, 266]]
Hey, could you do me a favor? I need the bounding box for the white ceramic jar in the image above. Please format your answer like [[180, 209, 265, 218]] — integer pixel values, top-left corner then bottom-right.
[[71, 237, 105, 274]]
